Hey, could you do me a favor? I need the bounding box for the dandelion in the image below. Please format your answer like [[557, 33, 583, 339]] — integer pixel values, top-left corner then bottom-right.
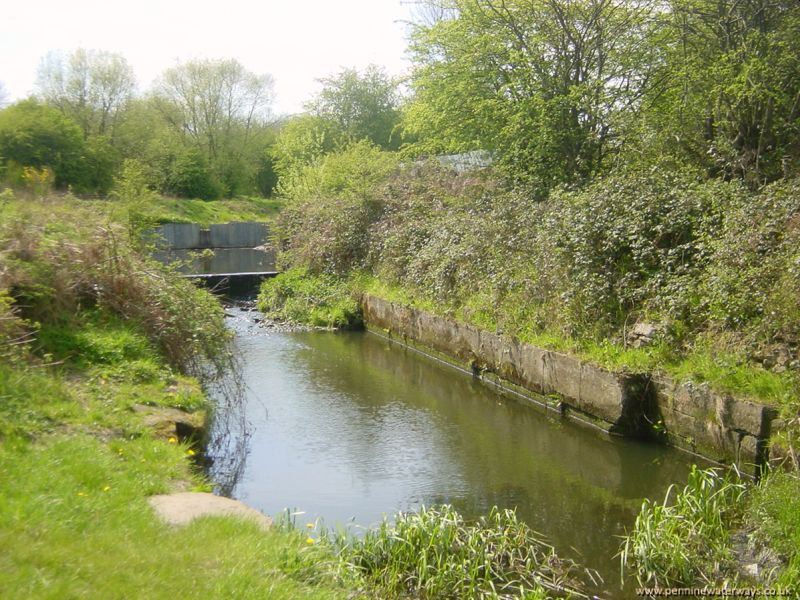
[[103, 485, 111, 492], [168, 437, 177, 444], [306, 537, 315, 545], [187, 449, 196, 456], [306, 523, 315, 529]]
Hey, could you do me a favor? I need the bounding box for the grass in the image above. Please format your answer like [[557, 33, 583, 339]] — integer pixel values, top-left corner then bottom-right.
[[136, 195, 283, 226], [0, 314, 346, 599], [7, 187, 282, 227], [619, 466, 748, 588], [0, 435, 343, 599], [664, 344, 795, 406], [318, 505, 589, 600], [0, 190, 345, 599], [258, 267, 362, 328], [747, 471, 800, 588]]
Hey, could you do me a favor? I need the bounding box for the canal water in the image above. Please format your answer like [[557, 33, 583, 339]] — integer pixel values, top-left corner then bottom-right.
[[213, 306, 704, 597]]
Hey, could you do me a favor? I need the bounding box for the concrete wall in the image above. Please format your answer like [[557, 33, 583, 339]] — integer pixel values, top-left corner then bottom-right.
[[155, 223, 201, 249], [209, 222, 268, 248], [361, 294, 777, 471], [151, 248, 276, 275], [153, 222, 268, 249], [651, 377, 777, 468]]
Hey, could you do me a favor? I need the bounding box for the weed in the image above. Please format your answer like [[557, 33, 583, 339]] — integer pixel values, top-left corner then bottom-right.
[[257, 267, 362, 328], [619, 466, 747, 588], [321, 504, 591, 599], [746, 471, 800, 586]]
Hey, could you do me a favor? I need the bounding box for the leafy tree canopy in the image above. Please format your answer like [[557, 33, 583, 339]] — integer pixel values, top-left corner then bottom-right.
[[308, 65, 402, 150], [37, 48, 136, 140], [0, 99, 88, 189]]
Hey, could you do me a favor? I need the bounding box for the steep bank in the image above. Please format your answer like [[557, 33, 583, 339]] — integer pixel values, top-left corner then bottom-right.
[[361, 294, 777, 472]]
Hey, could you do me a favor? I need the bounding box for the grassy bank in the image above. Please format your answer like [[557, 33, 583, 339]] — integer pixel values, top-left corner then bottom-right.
[[359, 276, 797, 410], [0, 192, 344, 598], [133, 195, 282, 226]]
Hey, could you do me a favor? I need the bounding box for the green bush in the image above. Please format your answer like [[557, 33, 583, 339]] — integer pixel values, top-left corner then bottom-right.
[[257, 267, 361, 328], [277, 141, 398, 274], [0, 193, 230, 378], [271, 114, 347, 186], [164, 148, 225, 200], [0, 99, 88, 190], [274, 156, 800, 408], [704, 178, 800, 343]]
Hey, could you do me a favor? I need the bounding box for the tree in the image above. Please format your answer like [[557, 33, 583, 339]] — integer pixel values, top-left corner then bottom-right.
[[646, 0, 800, 184], [37, 49, 136, 140], [271, 114, 347, 184], [0, 99, 88, 189], [152, 58, 275, 196], [308, 65, 402, 150], [405, 0, 662, 191]]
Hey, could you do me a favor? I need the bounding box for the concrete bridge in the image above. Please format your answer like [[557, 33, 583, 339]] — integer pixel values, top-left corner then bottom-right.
[[151, 222, 278, 290]]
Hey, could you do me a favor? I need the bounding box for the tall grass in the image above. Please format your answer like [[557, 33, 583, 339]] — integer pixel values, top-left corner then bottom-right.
[[257, 266, 362, 328], [0, 195, 231, 379], [619, 466, 747, 588], [321, 505, 593, 599]]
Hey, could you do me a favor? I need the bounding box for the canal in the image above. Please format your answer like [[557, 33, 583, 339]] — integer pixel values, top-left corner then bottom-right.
[[212, 305, 705, 597]]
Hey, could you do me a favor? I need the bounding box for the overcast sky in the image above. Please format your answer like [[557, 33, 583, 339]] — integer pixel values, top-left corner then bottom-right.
[[0, 0, 415, 115]]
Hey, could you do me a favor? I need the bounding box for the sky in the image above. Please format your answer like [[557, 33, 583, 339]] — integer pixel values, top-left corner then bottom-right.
[[0, 0, 416, 115]]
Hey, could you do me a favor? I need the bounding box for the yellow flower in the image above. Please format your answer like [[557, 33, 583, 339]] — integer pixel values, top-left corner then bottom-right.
[[306, 523, 315, 529], [77, 491, 86, 497], [305, 537, 315, 545], [187, 449, 196, 456], [103, 485, 111, 492], [168, 437, 177, 444]]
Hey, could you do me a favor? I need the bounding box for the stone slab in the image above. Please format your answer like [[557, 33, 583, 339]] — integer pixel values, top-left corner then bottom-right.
[[149, 492, 272, 530]]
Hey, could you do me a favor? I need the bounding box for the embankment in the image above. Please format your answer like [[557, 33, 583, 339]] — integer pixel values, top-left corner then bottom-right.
[[362, 294, 778, 473]]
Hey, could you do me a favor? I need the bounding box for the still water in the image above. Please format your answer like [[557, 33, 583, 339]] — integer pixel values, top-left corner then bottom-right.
[[216, 307, 703, 596]]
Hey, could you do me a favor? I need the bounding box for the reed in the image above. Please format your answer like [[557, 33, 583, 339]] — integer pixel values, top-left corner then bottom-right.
[[619, 466, 747, 588], [320, 505, 594, 599]]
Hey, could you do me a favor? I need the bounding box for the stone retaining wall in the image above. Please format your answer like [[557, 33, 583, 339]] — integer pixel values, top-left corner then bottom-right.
[[361, 294, 777, 472]]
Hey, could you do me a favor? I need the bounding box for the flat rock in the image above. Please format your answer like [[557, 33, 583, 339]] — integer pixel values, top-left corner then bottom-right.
[[132, 404, 205, 441], [149, 492, 272, 530]]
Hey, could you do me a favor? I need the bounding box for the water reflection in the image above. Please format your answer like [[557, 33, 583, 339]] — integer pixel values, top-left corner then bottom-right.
[[214, 308, 704, 596], [153, 248, 275, 275]]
